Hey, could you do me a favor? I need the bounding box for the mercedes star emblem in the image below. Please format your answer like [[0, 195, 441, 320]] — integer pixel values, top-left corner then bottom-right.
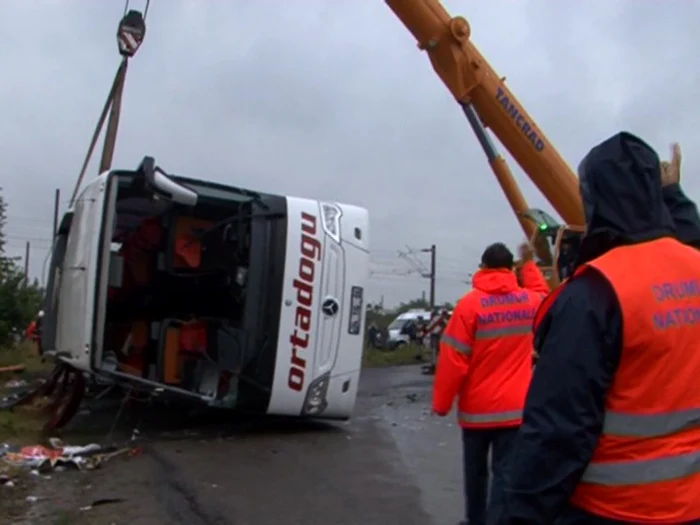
[[322, 297, 340, 317]]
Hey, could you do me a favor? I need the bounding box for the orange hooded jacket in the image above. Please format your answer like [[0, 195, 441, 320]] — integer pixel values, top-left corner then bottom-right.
[[432, 260, 549, 428]]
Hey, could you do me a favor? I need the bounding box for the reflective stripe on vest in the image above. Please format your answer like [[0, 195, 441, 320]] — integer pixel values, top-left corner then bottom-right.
[[581, 449, 700, 486], [603, 407, 700, 438], [568, 238, 700, 523], [476, 324, 531, 339], [580, 408, 700, 486], [441, 333, 471, 355], [458, 409, 523, 425]]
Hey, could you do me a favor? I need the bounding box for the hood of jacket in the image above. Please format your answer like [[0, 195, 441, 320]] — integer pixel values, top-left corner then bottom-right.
[[472, 268, 519, 295], [576, 131, 675, 265]]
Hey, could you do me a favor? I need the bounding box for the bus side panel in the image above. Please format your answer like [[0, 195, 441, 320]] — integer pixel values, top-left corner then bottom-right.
[[267, 197, 324, 415], [55, 175, 114, 372]]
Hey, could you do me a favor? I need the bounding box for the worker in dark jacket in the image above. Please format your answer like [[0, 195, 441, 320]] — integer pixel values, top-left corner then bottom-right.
[[494, 133, 700, 525]]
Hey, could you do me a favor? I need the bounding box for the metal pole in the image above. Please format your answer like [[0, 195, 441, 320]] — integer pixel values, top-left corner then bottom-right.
[[53, 188, 60, 239], [429, 244, 436, 311], [428, 244, 437, 372], [24, 241, 30, 287]]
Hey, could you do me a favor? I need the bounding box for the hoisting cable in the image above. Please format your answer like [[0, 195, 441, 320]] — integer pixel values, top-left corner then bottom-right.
[[99, 60, 128, 173], [68, 1, 148, 207], [69, 61, 128, 207]]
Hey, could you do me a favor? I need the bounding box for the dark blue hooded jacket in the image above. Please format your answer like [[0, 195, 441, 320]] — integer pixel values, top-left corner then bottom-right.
[[495, 132, 700, 525]]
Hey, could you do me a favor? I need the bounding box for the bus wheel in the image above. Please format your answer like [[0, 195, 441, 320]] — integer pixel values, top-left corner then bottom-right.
[[40, 364, 64, 397], [43, 364, 86, 431]]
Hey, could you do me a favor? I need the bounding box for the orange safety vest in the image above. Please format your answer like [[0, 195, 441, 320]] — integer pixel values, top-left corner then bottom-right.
[[536, 237, 700, 523], [436, 268, 543, 429]]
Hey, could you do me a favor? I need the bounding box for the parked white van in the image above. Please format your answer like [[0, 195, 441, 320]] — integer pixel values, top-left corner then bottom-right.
[[386, 309, 431, 349]]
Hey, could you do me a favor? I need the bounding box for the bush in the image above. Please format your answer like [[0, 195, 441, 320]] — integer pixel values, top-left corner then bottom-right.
[[0, 188, 44, 347]]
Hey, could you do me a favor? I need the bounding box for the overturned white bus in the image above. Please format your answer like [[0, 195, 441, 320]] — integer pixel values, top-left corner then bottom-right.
[[41, 157, 369, 427]]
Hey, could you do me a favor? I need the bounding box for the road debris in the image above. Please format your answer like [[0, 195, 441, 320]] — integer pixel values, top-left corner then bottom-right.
[[0, 378, 44, 409], [4, 379, 28, 389], [0, 438, 136, 472], [80, 498, 126, 511], [0, 365, 25, 374]]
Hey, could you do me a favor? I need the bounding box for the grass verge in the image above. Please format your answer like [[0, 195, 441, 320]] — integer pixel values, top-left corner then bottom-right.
[[362, 343, 431, 368], [0, 341, 52, 378], [0, 341, 54, 444]]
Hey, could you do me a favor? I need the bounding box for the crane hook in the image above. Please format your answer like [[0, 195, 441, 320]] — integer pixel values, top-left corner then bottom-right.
[[123, 0, 150, 19], [117, 0, 148, 58]]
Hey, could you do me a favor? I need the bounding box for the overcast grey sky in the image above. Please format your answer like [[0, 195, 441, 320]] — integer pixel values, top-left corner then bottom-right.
[[1, 0, 698, 308]]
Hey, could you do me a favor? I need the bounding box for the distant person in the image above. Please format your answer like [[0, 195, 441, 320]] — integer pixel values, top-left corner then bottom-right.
[[427, 308, 449, 358], [432, 242, 549, 525], [401, 319, 418, 343], [415, 316, 427, 346], [367, 322, 379, 349], [496, 133, 700, 524], [25, 319, 37, 342], [25, 310, 44, 355]]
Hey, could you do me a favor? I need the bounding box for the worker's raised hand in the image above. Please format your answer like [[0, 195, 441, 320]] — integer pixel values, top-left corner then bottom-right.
[[660, 142, 681, 186], [518, 242, 534, 263]]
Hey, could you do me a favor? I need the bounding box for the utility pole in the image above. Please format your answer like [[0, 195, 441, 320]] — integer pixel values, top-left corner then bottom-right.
[[53, 188, 60, 239], [421, 244, 436, 310], [53, 188, 61, 239], [420, 244, 437, 376], [23, 241, 30, 287]]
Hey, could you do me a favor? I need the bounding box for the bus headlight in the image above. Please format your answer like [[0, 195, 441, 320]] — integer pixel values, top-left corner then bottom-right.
[[302, 373, 330, 416], [320, 203, 342, 244]]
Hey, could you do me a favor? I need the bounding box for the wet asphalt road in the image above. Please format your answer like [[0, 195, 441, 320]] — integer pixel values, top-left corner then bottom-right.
[[23, 365, 464, 525]]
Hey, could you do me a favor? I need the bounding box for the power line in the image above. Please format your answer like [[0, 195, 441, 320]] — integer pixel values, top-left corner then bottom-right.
[[6, 234, 52, 243], [369, 272, 468, 285], [6, 215, 54, 225], [398, 245, 430, 277]]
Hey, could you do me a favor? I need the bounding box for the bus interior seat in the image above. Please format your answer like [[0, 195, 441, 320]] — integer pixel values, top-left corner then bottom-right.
[[117, 320, 150, 377], [161, 216, 217, 274], [158, 318, 217, 388]]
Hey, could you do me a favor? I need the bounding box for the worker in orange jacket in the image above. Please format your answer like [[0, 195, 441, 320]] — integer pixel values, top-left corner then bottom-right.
[[25, 320, 37, 341], [496, 132, 700, 525], [432, 241, 549, 525]]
